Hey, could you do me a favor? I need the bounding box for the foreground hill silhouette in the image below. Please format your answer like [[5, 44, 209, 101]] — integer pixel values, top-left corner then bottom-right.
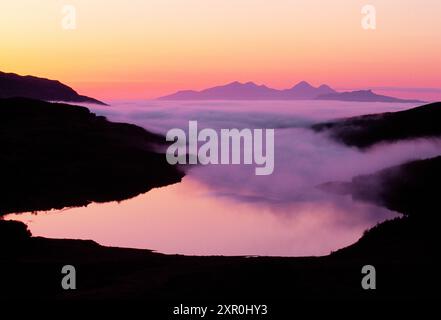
[[312, 102, 441, 148], [0, 98, 184, 215], [0, 71, 106, 105], [0, 211, 436, 301], [315, 154, 440, 300]]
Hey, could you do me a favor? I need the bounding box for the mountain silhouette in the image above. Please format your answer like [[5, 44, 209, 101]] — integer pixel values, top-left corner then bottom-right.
[[0, 71, 107, 105], [316, 89, 423, 103], [279, 81, 336, 99], [158, 81, 336, 100]]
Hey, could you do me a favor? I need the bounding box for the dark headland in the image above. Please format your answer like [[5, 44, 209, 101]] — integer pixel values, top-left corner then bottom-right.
[[0, 71, 107, 105], [312, 102, 441, 148], [0, 97, 184, 215], [0, 99, 439, 302]]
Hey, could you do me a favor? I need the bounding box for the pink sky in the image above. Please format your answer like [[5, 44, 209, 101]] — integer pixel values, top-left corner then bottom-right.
[[1, 0, 440, 100]]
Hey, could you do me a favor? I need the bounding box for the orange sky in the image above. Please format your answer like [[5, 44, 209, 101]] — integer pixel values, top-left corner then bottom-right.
[[0, 0, 440, 100]]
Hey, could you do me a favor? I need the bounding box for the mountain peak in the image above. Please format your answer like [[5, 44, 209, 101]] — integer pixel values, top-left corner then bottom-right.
[[293, 81, 313, 89], [226, 81, 258, 87]]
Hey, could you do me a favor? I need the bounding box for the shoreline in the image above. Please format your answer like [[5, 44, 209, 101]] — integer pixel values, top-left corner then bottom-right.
[[0, 213, 436, 300]]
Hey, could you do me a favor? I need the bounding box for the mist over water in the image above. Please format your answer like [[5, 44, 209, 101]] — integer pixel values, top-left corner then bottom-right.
[[91, 100, 441, 206], [8, 100, 441, 256]]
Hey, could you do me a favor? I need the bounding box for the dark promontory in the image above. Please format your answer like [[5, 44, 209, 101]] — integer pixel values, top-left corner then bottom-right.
[[0, 71, 107, 105], [312, 102, 441, 148], [0, 97, 184, 215]]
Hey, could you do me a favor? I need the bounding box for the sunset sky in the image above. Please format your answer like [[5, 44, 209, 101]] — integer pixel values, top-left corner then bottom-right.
[[1, 0, 440, 100]]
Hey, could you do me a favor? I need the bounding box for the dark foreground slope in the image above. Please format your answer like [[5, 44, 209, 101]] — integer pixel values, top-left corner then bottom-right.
[[310, 102, 441, 300], [0, 215, 436, 302], [312, 102, 441, 148], [315, 154, 440, 299], [0, 98, 184, 215], [0, 71, 106, 105]]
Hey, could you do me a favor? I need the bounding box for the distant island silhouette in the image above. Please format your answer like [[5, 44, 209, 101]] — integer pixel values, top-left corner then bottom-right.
[[158, 81, 423, 103], [0, 71, 107, 105], [316, 89, 423, 103], [158, 81, 335, 100]]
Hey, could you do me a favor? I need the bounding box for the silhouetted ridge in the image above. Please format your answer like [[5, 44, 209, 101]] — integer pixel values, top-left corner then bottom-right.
[[0, 97, 183, 215], [316, 89, 423, 103], [312, 102, 441, 148], [352, 156, 441, 217], [0, 71, 107, 105], [158, 81, 336, 100]]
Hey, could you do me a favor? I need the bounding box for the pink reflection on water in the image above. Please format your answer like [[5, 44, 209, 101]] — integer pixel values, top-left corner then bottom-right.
[[6, 177, 396, 257]]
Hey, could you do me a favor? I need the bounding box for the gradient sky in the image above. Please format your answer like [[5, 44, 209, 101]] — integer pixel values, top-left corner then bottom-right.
[[1, 0, 440, 100]]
